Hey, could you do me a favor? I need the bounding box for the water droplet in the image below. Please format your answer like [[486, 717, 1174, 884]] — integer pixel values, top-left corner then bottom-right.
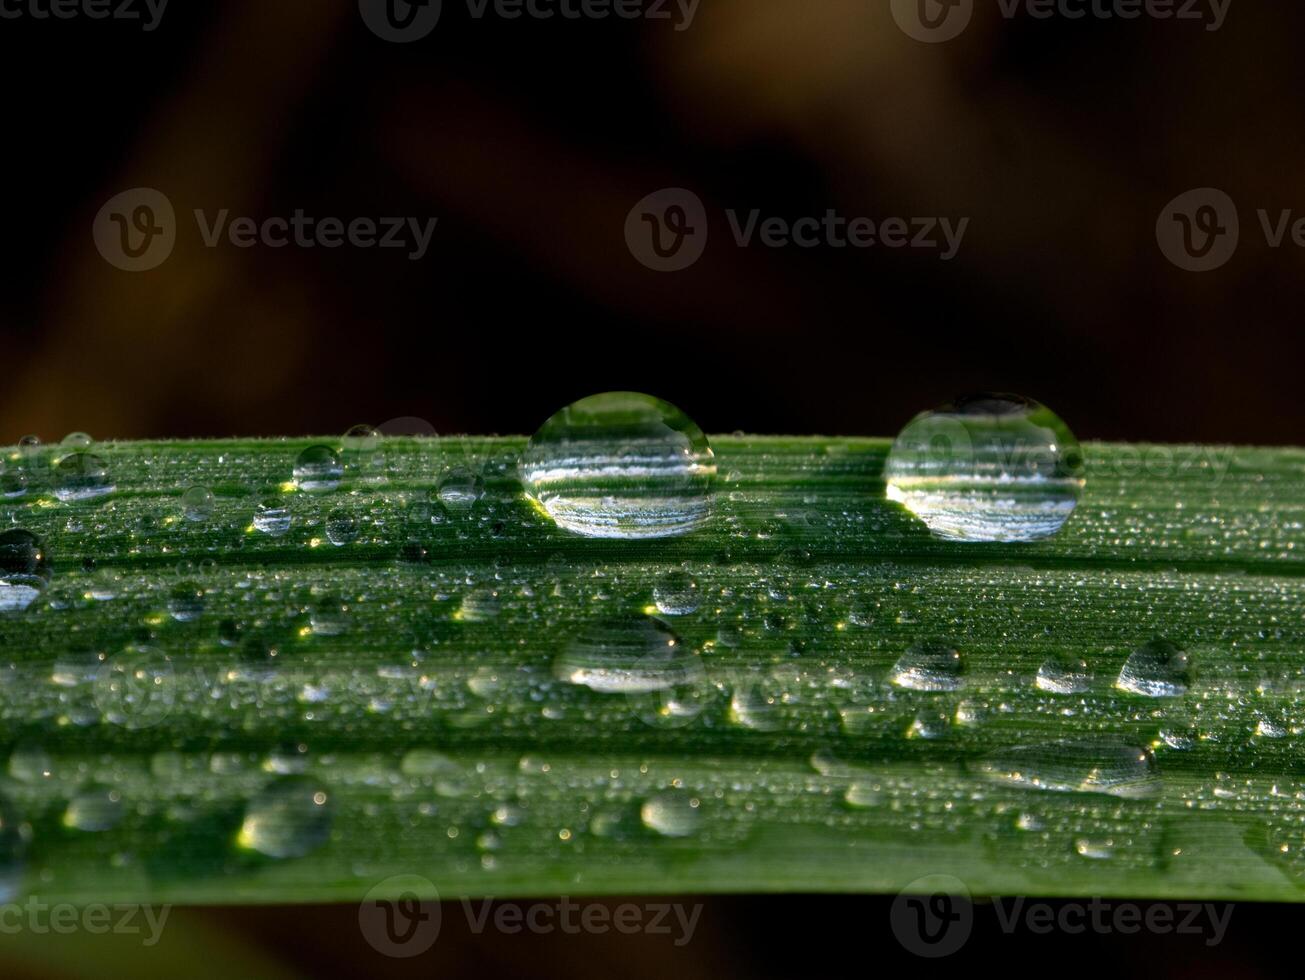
[[845, 782, 883, 808], [728, 680, 781, 731], [341, 424, 384, 482], [1035, 655, 1091, 694], [52, 452, 115, 503], [167, 581, 205, 622], [653, 571, 700, 616], [436, 467, 484, 514], [889, 642, 965, 692], [640, 791, 701, 838], [0, 530, 52, 613], [62, 432, 93, 449], [458, 588, 502, 623], [253, 496, 293, 537], [554, 617, 701, 694], [181, 486, 215, 522], [325, 509, 359, 546], [237, 777, 334, 859], [309, 596, 349, 636], [293, 446, 342, 493], [8, 745, 51, 782], [885, 394, 1084, 542], [974, 740, 1159, 800], [63, 784, 125, 832], [519, 392, 715, 539], [1074, 838, 1116, 860], [1116, 639, 1191, 698], [0, 463, 27, 499]]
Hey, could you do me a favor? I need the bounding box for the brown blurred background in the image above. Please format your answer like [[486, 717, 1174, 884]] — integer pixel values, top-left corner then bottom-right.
[[1, 0, 1300, 975]]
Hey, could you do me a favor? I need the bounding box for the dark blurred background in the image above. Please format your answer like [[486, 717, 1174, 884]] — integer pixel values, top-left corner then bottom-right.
[[1, 0, 1301, 975]]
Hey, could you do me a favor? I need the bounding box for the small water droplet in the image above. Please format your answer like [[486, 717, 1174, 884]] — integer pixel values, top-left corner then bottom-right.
[[181, 486, 215, 522], [554, 618, 700, 694], [974, 740, 1159, 800], [167, 582, 205, 623], [653, 571, 700, 616], [63, 784, 125, 832], [1035, 655, 1092, 695], [640, 791, 701, 837], [458, 588, 502, 623], [309, 596, 349, 636], [293, 446, 343, 493], [253, 496, 293, 537], [1116, 639, 1191, 698], [325, 509, 359, 546], [885, 393, 1084, 542], [341, 424, 385, 482], [519, 392, 715, 539], [889, 642, 965, 692], [52, 452, 115, 503], [0, 530, 52, 613], [436, 467, 485, 514], [237, 777, 334, 859]]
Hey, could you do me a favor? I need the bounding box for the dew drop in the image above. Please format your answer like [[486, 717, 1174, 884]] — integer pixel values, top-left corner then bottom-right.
[[519, 392, 715, 539], [974, 740, 1159, 800], [0, 530, 52, 613], [237, 777, 334, 859], [653, 571, 700, 616], [63, 784, 125, 832], [436, 467, 485, 514], [640, 791, 701, 838], [341, 424, 385, 482], [325, 509, 359, 546], [167, 581, 205, 623], [181, 486, 215, 522], [293, 446, 343, 493], [253, 496, 293, 537], [309, 596, 349, 637], [1116, 639, 1191, 698], [52, 452, 115, 503], [458, 588, 502, 623], [554, 618, 701, 694], [0, 462, 28, 499], [885, 394, 1084, 543], [1035, 655, 1092, 695], [888, 642, 965, 692]]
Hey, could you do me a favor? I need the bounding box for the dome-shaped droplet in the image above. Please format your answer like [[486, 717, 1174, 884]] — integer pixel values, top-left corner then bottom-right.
[[293, 446, 343, 493], [1116, 639, 1191, 698], [436, 467, 485, 514], [520, 392, 715, 539], [888, 642, 965, 692], [253, 496, 293, 537], [52, 452, 115, 503], [237, 777, 334, 859], [974, 740, 1159, 800], [0, 462, 28, 499], [181, 486, 215, 522], [63, 784, 125, 832], [554, 617, 701, 694], [640, 791, 701, 838], [885, 394, 1084, 543], [325, 509, 359, 546], [1035, 655, 1091, 695], [167, 581, 205, 623], [653, 571, 700, 616], [341, 424, 385, 483], [0, 529, 52, 613]]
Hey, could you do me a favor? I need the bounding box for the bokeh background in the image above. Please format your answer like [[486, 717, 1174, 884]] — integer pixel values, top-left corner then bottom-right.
[[1, 0, 1301, 975]]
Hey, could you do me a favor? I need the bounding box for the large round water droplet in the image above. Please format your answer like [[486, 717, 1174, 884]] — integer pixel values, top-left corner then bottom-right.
[[1116, 639, 1191, 698], [325, 509, 359, 546], [1035, 655, 1091, 695], [640, 791, 702, 838], [52, 452, 115, 503], [888, 642, 965, 692], [554, 617, 701, 694], [885, 394, 1084, 543], [293, 446, 343, 493], [974, 740, 1159, 800], [253, 496, 293, 537], [436, 467, 485, 514], [237, 777, 334, 859], [0, 529, 52, 613], [519, 392, 715, 539], [653, 571, 700, 616], [181, 486, 215, 522]]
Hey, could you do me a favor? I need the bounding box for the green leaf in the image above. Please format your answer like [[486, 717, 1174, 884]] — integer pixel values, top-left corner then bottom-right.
[[0, 436, 1303, 904]]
